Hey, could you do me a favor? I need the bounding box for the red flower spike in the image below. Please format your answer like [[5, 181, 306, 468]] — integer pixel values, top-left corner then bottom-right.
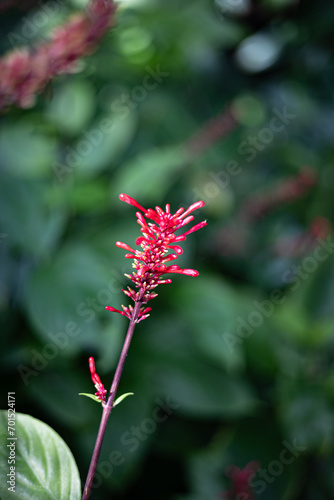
[[0, 0, 117, 112], [223, 461, 259, 499], [106, 194, 206, 322], [88, 357, 107, 403]]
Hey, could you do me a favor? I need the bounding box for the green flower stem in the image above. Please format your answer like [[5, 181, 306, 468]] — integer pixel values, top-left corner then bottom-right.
[[82, 298, 143, 500]]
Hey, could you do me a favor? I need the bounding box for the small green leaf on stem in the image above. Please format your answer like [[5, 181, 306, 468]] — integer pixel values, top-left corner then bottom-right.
[[79, 393, 103, 403], [113, 392, 134, 407]]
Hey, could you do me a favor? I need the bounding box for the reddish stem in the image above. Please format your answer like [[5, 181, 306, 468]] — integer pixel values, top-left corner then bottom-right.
[[82, 298, 143, 500]]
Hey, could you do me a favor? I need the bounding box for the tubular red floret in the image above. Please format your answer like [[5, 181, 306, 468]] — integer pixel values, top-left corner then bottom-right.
[[168, 245, 183, 254], [162, 254, 178, 263], [88, 356, 106, 403], [116, 241, 136, 253], [92, 373, 102, 386], [155, 206, 164, 216], [144, 208, 160, 222], [105, 306, 127, 316], [89, 356, 95, 375], [166, 265, 180, 272], [180, 200, 205, 219], [182, 220, 207, 236], [176, 215, 195, 229], [156, 264, 167, 273], [174, 207, 185, 217], [168, 268, 199, 276], [172, 235, 186, 242], [136, 236, 148, 245], [119, 193, 146, 212], [125, 253, 136, 259]]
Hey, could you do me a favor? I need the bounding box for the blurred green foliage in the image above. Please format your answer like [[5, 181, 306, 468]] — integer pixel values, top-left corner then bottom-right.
[[1, 0, 334, 498]]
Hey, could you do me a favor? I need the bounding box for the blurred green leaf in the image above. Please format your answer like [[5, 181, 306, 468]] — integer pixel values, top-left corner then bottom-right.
[[27, 371, 99, 427], [45, 79, 95, 136], [24, 244, 111, 351], [112, 145, 190, 202], [69, 181, 110, 212], [185, 437, 228, 499], [74, 110, 138, 178], [273, 298, 334, 347], [0, 120, 57, 177], [0, 178, 66, 257], [157, 358, 258, 418], [172, 275, 245, 373], [277, 384, 334, 452]]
